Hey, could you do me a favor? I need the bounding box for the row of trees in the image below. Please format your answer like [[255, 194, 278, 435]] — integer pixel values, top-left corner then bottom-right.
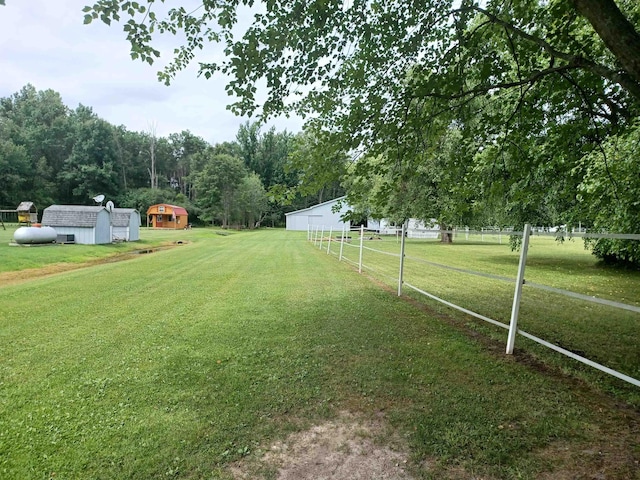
[[82, 0, 640, 265], [0, 84, 343, 227]]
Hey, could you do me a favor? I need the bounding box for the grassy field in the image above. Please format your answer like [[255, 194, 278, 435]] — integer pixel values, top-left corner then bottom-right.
[[1, 228, 639, 479], [0, 224, 204, 275], [335, 232, 640, 403]]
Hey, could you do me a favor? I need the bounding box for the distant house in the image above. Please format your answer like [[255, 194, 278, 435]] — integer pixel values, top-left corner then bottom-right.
[[111, 208, 141, 241], [369, 218, 439, 238], [367, 218, 399, 235], [147, 204, 188, 229], [285, 197, 350, 231], [42, 205, 111, 244], [405, 219, 440, 239]]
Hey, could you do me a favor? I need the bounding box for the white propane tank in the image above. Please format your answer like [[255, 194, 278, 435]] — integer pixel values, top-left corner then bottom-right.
[[13, 226, 57, 245]]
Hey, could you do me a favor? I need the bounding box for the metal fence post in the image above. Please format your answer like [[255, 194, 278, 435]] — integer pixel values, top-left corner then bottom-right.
[[319, 226, 324, 250], [398, 220, 407, 296], [327, 227, 333, 254], [339, 226, 345, 261], [358, 224, 364, 273], [506, 223, 531, 354]]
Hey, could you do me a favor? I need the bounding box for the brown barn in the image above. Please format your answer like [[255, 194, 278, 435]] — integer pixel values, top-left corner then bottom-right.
[[147, 204, 189, 229]]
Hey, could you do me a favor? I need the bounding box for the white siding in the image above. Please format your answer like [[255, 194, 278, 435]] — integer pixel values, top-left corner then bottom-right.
[[373, 219, 400, 234], [406, 219, 439, 239], [112, 226, 129, 241], [94, 210, 111, 244], [53, 226, 96, 244], [285, 198, 350, 231], [128, 211, 140, 241]]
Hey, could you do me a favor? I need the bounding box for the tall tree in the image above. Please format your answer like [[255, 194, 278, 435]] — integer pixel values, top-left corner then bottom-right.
[[58, 105, 119, 203], [0, 140, 30, 208], [236, 172, 269, 228], [146, 122, 158, 189], [167, 130, 209, 199], [193, 151, 247, 228], [0, 84, 71, 205]]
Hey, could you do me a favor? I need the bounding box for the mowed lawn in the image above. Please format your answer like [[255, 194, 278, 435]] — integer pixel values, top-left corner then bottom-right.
[[0, 229, 638, 479], [338, 232, 640, 401]]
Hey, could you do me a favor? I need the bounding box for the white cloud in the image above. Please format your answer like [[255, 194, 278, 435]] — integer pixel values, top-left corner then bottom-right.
[[0, 0, 304, 142]]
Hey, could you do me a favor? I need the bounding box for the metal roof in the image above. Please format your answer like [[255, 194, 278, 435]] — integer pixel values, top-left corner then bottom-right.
[[284, 196, 347, 216], [17, 201, 36, 212], [147, 204, 188, 216], [111, 208, 140, 227], [42, 205, 107, 227]]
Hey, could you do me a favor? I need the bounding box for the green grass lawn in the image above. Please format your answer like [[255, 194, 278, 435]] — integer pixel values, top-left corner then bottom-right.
[[1, 229, 638, 479], [334, 232, 640, 401], [0, 224, 216, 275]]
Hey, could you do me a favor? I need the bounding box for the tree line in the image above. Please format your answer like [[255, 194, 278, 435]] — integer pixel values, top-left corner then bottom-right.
[[0, 84, 343, 227], [80, 0, 640, 266]]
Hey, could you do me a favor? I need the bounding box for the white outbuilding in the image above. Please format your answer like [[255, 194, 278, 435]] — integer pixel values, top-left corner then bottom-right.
[[285, 196, 351, 231], [111, 208, 141, 241], [42, 205, 112, 244], [406, 218, 440, 239]]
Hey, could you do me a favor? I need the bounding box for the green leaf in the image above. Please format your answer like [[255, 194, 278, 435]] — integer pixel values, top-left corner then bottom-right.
[[83, 14, 93, 25]]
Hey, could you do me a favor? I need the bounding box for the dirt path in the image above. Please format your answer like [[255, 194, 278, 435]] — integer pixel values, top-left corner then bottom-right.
[[231, 412, 415, 480]]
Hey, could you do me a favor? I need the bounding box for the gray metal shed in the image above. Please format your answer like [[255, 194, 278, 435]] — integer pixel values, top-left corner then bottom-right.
[[42, 205, 111, 244], [111, 208, 141, 241]]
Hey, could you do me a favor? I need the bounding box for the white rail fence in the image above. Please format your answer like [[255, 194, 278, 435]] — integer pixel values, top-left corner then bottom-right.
[[307, 223, 640, 388]]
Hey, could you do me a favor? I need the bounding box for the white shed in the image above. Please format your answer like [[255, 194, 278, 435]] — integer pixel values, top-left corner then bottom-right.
[[41, 205, 111, 245], [406, 219, 439, 239], [111, 208, 141, 241], [285, 197, 351, 231], [367, 218, 400, 235]]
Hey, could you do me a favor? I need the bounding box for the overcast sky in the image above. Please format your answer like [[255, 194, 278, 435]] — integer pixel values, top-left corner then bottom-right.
[[0, 0, 304, 143]]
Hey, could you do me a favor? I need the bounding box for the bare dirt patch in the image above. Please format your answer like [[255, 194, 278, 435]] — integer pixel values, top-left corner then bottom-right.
[[230, 412, 415, 480]]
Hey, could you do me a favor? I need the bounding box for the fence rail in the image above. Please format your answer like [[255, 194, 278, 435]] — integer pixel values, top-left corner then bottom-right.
[[307, 223, 640, 388]]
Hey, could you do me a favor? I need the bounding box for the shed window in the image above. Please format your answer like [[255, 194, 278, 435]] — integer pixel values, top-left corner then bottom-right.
[[158, 206, 165, 213], [157, 215, 163, 222]]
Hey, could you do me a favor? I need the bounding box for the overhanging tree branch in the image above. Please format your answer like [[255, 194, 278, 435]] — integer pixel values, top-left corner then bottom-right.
[[464, 5, 640, 101]]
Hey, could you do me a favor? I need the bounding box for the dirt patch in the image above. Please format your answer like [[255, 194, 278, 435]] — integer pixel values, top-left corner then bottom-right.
[[0, 243, 183, 287], [0, 262, 87, 287], [230, 412, 415, 480]]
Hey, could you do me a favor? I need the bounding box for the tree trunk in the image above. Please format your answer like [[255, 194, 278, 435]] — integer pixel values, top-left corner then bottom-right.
[[440, 226, 453, 243], [571, 0, 640, 99]]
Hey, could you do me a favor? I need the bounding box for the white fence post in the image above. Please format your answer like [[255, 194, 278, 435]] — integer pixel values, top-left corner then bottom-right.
[[319, 226, 324, 250], [398, 220, 407, 296], [339, 226, 345, 261], [307, 224, 310, 241], [506, 223, 531, 354], [327, 227, 333, 254], [314, 225, 319, 245], [358, 224, 364, 273]]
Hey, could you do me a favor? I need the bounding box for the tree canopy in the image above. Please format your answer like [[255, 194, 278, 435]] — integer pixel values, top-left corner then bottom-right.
[[0, 85, 327, 229]]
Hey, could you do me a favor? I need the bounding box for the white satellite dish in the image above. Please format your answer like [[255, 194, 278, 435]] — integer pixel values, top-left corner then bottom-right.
[[93, 194, 105, 205], [105, 200, 115, 212]]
